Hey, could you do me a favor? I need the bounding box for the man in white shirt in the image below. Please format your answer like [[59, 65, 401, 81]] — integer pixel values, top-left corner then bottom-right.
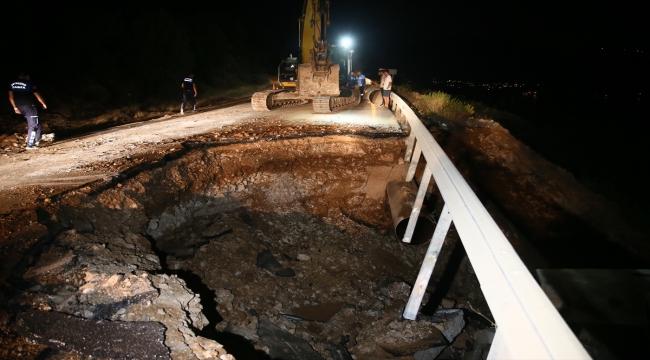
[[380, 69, 392, 108]]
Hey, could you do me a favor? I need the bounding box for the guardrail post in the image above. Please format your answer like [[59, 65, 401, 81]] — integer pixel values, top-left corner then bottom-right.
[[402, 166, 432, 244], [403, 203, 452, 320], [405, 142, 421, 182], [404, 132, 416, 162]]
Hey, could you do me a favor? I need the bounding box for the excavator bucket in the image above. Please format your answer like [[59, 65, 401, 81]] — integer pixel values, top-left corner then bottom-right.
[[297, 63, 340, 97]]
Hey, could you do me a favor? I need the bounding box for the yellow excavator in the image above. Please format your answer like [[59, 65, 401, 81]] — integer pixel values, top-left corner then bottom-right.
[[251, 0, 360, 113]]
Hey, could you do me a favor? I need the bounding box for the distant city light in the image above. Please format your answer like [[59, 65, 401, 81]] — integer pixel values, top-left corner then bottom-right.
[[430, 79, 548, 97]]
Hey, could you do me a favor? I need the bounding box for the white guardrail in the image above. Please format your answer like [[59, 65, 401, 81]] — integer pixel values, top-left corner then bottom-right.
[[386, 91, 591, 359]]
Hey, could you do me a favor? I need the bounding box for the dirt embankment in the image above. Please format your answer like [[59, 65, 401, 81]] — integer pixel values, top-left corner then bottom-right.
[[430, 116, 650, 269]]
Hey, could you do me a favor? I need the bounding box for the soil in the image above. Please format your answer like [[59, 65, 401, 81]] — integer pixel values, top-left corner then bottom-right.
[[0, 94, 644, 359], [0, 98, 492, 359]]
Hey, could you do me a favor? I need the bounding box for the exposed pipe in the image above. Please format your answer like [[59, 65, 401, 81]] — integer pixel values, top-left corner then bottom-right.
[[365, 86, 382, 105], [386, 180, 436, 245]]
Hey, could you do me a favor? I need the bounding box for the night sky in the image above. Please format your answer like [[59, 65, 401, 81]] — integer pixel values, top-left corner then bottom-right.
[[0, 2, 648, 228], [1, 1, 645, 88], [254, 0, 647, 90]]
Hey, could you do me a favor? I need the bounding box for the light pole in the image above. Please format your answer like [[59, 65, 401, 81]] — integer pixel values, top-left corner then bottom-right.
[[341, 37, 352, 74], [348, 49, 354, 74]]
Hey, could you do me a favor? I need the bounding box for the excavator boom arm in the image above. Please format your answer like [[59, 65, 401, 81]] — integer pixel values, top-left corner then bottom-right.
[[300, 0, 330, 64]]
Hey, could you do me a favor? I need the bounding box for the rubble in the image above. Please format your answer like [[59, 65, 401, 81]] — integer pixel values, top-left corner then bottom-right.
[[0, 83, 642, 359], [428, 309, 466, 342], [15, 310, 170, 359], [1, 126, 493, 359], [281, 302, 344, 322]]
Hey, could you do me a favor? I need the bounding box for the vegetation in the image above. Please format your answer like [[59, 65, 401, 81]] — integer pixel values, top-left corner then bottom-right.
[[396, 87, 475, 121]]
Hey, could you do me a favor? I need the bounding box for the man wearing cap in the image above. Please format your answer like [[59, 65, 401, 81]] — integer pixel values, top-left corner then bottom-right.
[[378, 68, 386, 89], [180, 73, 197, 114], [347, 71, 358, 90], [380, 69, 392, 108], [8, 73, 47, 149]]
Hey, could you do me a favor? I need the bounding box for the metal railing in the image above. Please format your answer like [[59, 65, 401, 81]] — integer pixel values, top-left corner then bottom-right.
[[384, 91, 591, 359]]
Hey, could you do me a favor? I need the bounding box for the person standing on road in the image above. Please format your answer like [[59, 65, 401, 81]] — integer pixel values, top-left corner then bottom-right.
[[181, 73, 197, 114], [356, 70, 366, 97], [8, 73, 47, 149], [347, 71, 358, 90], [380, 69, 392, 108], [378, 68, 386, 88], [378, 68, 386, 98]]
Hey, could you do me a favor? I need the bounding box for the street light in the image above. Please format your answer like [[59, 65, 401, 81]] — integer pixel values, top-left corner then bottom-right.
[[340, 37, 353, 74]]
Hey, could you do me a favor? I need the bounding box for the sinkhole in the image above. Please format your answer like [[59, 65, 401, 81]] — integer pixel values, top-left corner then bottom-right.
[[11, 134, 492, 359]]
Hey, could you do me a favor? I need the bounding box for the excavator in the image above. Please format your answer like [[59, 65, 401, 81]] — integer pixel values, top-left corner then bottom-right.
[[251, 0, 360, 113]]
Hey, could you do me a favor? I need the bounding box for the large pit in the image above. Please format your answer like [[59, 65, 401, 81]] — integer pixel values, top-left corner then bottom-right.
[[1, 134, 491, 359], [2, 101, 646, 359]]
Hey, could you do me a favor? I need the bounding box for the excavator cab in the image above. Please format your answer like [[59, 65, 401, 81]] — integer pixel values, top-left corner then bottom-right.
[[278, 55, 299, 89]]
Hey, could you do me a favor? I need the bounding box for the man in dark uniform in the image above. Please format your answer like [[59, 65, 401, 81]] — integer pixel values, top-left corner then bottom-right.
[[356, 70, 366, 97], [180, 73, 197, 114], [8, 73, 47, 149], [346, 71, 358, 90]]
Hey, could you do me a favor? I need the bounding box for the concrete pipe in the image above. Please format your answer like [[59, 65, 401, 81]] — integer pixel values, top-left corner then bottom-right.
[[386, 180, 436, 245], [365, 85, 383, 105]]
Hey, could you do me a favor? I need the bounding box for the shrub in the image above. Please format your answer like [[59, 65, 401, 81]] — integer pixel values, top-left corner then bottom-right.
[[406, 90, 474, 120], [438, 98, 475, 120]]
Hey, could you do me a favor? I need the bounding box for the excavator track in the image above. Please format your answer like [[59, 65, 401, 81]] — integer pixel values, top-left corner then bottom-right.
[[274, 98, 310, 109], [313, 89, 361, 113], [251, 90, 281, 111], [251, 90, 309, 111]]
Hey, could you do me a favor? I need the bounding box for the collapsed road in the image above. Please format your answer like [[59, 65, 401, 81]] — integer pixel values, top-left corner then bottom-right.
[[0, 95, 496, 359], [1, 90, 645, 359]]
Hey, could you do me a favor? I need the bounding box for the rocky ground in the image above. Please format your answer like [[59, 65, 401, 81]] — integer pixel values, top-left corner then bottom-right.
[[0, 96, 497, 359], [0, 91, 644, 359]]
